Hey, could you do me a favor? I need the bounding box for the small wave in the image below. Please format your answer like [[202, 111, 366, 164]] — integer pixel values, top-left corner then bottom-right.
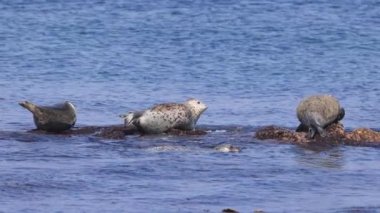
[[144, 145, 190, 152], [206, 129, 227, 133]]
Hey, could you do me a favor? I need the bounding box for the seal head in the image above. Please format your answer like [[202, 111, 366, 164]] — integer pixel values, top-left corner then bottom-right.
[[296, 95, 344, 139], [19, 101, 77, 132]]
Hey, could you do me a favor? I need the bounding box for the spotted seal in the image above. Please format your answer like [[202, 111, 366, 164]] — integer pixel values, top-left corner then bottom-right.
[[19, 101, 76, 132], [120, 98, 207, 134], [296, 95, 345, 138]]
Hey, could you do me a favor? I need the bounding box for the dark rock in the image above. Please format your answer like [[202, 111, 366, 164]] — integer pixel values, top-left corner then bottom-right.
[[222, 208, 239, 213], [28, 125, 207, 139], [28, 125, 138, 140]]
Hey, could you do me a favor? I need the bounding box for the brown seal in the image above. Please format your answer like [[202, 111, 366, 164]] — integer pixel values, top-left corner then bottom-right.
[[296, 95, 345, 138], [19, 101, 76, 132]]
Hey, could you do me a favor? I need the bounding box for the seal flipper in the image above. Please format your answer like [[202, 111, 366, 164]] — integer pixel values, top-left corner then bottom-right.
[[335, 107, 345, 123], [308, 112, 328, 138], [316, 125, 326, 137], [308, 127, 317, 139], [296, 123, 309, 132]]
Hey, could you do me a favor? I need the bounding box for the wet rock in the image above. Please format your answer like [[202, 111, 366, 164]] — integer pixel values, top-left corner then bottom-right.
[[29, 125, 138, 140], [324, 122, 346, 138], [28, 125, 207, 139], [255, 123, 380, 147], [344, 128, 380, 147], [222, 208, 239, 213], [94, 126, 128, 140], [255, 125, 309, 144], [74, 125, 138, 139]]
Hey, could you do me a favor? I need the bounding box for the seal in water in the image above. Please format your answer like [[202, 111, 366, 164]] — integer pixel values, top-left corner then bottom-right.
[[214, 144, 241, 153], [120, 98, 208, 134], [19, 101, 77, 132], [296, 95, 345, 138]]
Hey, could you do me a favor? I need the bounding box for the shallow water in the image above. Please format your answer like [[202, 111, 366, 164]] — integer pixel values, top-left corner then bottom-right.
[[0, 0, 379, 212]]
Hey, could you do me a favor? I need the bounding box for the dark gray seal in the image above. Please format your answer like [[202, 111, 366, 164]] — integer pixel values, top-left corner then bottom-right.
[[120, 98, 208, 134], [19, 101, 76, 132], [296, 95, 345, 138]]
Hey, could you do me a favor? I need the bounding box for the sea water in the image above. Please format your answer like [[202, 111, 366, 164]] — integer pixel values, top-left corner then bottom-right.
[[0, 0, 379, 212]]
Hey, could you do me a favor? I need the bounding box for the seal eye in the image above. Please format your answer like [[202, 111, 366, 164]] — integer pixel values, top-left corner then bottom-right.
[[197, 101, 200, 104]]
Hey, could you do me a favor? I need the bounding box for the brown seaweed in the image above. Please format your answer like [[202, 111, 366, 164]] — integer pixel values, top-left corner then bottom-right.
[[255, 123, 380, 147]]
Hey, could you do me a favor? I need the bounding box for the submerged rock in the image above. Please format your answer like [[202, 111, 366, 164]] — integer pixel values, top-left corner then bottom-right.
[[28, 125, 137, 140], [255, 123, 380, 147], [93, 126, 133, 140], [222, 208, 239, 213], [28, 124, 207, 139]]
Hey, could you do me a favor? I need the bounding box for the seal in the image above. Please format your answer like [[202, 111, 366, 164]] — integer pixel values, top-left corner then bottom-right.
[[120, 98, 208, 134], [296, 95, 345, 138], [214, 144, 241, 153], [19, 101, 76, 132]]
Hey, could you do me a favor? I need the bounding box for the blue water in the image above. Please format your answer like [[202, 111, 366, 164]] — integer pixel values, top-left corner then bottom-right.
[[0, 0, 379, 212]]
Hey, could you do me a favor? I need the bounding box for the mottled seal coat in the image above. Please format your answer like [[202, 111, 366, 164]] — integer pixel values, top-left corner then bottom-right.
[[19, 101, 76, 132], [296, 95, 345, 138], [121, 98, 208, 134]]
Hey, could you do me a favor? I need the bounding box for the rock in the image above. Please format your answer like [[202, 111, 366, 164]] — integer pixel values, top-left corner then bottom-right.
[[28, 125, 138, 140], [222, 208, 239, 213], [76, 125, 138, 139], [255, 125, 309, 144], [255, 123, 380, 147], [344, 128, 380, 147], [28, 124, 207, 139]]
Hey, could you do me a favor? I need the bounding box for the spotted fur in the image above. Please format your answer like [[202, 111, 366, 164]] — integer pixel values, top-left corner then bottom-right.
[[124, 98, 207, 134]]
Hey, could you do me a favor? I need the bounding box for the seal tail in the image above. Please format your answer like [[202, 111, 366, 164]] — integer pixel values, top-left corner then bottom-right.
[[19, 101, 40, 115]]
